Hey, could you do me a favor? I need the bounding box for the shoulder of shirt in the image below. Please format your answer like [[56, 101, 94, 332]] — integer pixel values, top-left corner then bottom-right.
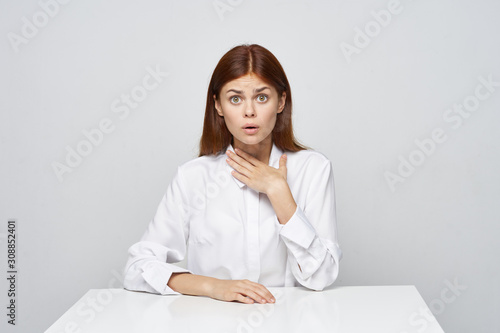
[[174, 148, 331, 175], [176, 153, 225, 174], [286, 148, 332, 166]]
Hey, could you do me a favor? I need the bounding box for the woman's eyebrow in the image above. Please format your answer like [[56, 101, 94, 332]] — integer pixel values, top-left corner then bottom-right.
[[226, 89, 243, 94], [225, 87, 270, 94], [255, 87, 270, 93]]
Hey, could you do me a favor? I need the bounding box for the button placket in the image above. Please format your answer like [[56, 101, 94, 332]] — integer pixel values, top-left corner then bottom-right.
[[245, 187, 260, 281]]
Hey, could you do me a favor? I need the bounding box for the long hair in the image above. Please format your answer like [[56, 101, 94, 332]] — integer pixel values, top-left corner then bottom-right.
[[199, 44, 306, 156]]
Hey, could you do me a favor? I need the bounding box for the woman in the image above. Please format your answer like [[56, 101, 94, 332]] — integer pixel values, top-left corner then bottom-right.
[[124, 44, 341, 304]]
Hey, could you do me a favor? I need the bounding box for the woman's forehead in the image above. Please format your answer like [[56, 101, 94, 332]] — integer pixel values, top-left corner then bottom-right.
[[221, 74, 275, 93]]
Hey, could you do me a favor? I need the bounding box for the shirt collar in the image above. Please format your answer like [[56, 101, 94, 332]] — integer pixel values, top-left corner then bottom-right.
[[224, 143, 283, 189]]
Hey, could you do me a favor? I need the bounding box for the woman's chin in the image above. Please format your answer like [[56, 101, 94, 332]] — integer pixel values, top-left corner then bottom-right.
[[234, 138, 265, 147], [233, 133, 273, 148]]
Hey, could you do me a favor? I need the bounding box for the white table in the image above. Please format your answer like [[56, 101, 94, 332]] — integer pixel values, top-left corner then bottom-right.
[[45, 286, 444, 333]]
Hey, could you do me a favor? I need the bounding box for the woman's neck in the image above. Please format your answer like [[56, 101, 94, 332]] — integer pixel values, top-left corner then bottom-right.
[[233, 136, 273, 165]]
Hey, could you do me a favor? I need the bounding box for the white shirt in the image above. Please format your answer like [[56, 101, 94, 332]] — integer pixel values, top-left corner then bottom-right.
[[123, 143, 342, 295]]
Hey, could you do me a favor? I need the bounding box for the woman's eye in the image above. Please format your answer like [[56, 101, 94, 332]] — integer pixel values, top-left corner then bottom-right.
[[257, 95, 268, 102], [230, 96, 241, 104]]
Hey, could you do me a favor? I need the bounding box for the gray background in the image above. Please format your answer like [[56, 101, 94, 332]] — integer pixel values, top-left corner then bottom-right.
[[1, 0, 499, 332]]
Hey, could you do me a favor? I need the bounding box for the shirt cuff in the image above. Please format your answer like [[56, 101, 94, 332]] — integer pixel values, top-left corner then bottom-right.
[[141, 262, 191, 295], [279, 206, 316, 249]]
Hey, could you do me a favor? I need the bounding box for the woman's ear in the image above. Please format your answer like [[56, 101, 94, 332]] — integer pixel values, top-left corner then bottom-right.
[[277, 92, 286, 113], [214, 94, 223, 116]]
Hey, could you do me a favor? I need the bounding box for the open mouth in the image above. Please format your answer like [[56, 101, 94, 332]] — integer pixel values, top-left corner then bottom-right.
[[242, 124, 259, 134]]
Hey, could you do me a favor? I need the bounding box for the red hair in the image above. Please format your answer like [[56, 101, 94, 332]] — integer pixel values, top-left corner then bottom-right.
[[199, 44, 306, 156]]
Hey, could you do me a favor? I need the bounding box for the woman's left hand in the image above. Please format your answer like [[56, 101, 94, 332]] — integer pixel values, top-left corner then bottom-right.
[[226, 148, 288, 195]]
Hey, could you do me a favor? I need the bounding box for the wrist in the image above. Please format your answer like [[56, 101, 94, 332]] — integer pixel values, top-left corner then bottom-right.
[[266, 179, 297, 225], [266, 178, 288, 198], [200, 276, 217, 298]]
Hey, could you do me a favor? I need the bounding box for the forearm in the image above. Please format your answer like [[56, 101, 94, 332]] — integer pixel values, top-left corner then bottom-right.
[[267, 180, 297, 225], [168, 273, 275, 304], [167, 273, 216, 297]]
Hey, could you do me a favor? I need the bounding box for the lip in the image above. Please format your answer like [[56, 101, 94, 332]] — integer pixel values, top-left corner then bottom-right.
[[242, 123, 259, 135]]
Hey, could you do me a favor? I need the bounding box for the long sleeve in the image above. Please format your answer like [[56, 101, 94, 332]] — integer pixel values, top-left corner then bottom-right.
[[123, 145, 341, 294], [123, 167, 191, 295], [278, 158, 342, 290]]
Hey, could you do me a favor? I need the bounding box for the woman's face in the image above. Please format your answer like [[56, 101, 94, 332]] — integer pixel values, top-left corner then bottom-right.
[[214, 73, 286, 148]]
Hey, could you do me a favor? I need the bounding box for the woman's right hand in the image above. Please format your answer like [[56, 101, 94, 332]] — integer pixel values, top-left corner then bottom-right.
[[207, 278, 275, 304], [168, 273, 275, 304]]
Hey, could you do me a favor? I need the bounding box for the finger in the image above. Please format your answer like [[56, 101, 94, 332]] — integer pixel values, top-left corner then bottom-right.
[[226, 150, 255, 171], [251, 288, 275, 303], [279, 154, 287, 179], [230, 169, 250, 184], [240, 288, 268, 304], [234, 148, 262, 166], [279, 154, 287, 170], [244, 282, 275, 303], [226, 157, 250, 175], [235, 293, 254, 304]]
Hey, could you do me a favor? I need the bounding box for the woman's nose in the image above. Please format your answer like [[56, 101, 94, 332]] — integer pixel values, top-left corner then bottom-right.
[[244, 103, 256, 117]]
